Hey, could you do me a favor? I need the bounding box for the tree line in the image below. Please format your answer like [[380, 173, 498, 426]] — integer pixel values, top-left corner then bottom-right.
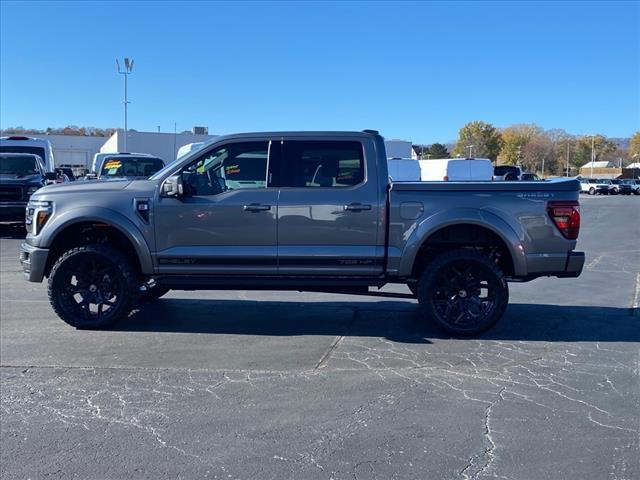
[[2, 126, 117, 137], [418, 122, 639, 176]]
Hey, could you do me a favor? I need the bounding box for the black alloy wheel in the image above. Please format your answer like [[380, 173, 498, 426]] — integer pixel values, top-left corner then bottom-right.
[[48, 244, 138, 329], [417, 249, 509, 336]]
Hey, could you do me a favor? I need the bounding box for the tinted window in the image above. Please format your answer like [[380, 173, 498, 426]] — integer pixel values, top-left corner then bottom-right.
[[0, 145, 46, 160], [101, 157, 164, 178], [182, 141, 269, 196], [282, 141, 364, 188]]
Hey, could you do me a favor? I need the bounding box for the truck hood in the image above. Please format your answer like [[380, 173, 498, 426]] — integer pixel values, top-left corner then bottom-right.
[[0, 173, 43, 185], [35, 178, 132, 196]]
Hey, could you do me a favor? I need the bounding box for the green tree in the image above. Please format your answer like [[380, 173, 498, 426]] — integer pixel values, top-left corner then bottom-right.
[[629, 131, 640, 160], [453, 121, 503, 161], [427, 143, 449, 158]]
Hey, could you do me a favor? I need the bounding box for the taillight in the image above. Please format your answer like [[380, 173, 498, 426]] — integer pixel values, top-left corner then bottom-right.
[[547, 201, 580, 240], [443, 175, 449, 181]]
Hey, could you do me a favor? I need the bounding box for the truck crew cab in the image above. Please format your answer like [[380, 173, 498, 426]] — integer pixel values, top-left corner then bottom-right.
[[20, 131, 584, 335]]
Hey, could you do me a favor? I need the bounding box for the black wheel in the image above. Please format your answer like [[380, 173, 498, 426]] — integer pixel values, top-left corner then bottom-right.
[[589, 187, 596, 195], [139, 280, 170, 302], [417, 249, 509, 336], [48, 244, 138, 329]]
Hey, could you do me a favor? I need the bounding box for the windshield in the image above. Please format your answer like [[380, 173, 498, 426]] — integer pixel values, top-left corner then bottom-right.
[[0, 155, 42, 175], [100, 157, 164, 178]]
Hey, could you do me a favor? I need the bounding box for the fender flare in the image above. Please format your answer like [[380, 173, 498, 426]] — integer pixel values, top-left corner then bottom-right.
[[398, 208, 527, 277], [36, 206, 154, 275]]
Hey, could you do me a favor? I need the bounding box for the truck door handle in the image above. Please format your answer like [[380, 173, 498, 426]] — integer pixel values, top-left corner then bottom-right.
[[243, 203, 271, 212], [344, 203, 372, 212]]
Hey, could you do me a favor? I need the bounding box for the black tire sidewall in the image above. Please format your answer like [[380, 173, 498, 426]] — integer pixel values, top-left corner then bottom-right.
[[417, 249, 509, 336], [48, 245, 138, 329]]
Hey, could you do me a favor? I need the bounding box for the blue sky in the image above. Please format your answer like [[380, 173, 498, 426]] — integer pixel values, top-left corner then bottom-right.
[[1, 1, 638, 143]]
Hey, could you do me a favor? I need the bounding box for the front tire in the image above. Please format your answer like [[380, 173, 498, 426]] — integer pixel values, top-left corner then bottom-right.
[[589, 187, 596, 195], [48, 245, 138, 329], [417, 249, 509, 336]]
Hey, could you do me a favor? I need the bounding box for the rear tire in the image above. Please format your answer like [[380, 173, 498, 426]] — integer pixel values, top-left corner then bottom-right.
[[416, 249, 509, 336], [48, 244, 138, 329], [588, 187, 595, 195]]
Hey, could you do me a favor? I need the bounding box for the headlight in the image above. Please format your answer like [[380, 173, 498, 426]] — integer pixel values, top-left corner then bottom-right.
[[26, 185, 41, 196], [25, 200, 53, 235]]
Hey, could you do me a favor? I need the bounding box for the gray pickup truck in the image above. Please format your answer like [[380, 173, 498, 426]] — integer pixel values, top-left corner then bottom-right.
[[19, 130, 584, 335]]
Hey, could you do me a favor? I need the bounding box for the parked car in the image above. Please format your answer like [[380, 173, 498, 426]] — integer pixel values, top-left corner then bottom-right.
[[0, 153, 56, 221], [0, 136, 56, 172], [419, 158, 493, 181], [91, 152, 157, 175], [621, 179, 640, 195], [580, 178, 611, 195], [387, 158, 421, 181], [521, 172, 541, 181], [98, 154, 165, 179], [610, 179, 633, 195], [494, 165, 523, 181], [20, 130, 584, 336]]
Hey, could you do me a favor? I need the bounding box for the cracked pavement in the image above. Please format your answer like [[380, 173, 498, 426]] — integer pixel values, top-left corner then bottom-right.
[[1, 195, 639, 479]]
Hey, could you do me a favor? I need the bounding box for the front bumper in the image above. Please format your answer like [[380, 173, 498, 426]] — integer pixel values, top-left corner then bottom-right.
[[19, 242, 49, 282], [0, 202, 27, 220]]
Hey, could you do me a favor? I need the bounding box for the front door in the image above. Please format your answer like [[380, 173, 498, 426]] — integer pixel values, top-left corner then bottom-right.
[[276, 138, 384, 276], [154, 140, 279, 275]]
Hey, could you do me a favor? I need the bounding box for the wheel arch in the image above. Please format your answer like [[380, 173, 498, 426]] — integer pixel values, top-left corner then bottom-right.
[[39, 207, 154, 277], [399, 209, 527, 278]]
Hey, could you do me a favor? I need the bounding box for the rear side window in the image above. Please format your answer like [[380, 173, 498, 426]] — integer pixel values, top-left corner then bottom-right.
[[282, 141, 364, 188]]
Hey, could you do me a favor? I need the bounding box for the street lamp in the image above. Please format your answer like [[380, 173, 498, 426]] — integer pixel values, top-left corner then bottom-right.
[[116, 57, 134, 152]]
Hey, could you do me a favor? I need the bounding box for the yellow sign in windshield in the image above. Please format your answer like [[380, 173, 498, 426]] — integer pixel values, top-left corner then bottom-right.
[[104, 160, 122, 170]]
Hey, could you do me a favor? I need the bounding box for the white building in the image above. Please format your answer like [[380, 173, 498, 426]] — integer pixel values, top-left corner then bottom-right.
[[101, 129, 217, 165], [12, 134, 106, 170], [384, 140, 417, 159]]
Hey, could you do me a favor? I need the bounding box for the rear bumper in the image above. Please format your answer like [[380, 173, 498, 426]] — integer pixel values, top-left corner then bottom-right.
[[19, 242, 49, 282], [512, 251, 585, 282]]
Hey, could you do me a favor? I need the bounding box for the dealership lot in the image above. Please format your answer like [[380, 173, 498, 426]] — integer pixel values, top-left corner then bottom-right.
[[1, 195, 638, 480]]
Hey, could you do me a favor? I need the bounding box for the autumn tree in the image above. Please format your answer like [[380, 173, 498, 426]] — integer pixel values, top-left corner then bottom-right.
[[572, 135, 617, 168], [453, 121, 503, 161], [498, 124, 543, 165], [630, 131, 640, 160]]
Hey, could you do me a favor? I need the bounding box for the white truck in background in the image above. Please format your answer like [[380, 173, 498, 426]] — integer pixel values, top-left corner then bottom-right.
[[419, 158, 494, 182], [0, 136, 56, 172]]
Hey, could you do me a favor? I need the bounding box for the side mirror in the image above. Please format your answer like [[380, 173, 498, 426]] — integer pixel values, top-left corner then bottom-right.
[[161, 174, 184, 198]]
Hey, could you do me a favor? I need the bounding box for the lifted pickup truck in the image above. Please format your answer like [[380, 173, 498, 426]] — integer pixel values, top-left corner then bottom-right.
[[20, 130, 584, 335]]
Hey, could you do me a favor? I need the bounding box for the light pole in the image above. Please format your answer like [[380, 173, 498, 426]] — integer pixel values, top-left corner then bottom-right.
[[467, 145, 474, 158], [565, 141, 570, 177], [116, 58, 134, 152], [586, 135, 596, 178]]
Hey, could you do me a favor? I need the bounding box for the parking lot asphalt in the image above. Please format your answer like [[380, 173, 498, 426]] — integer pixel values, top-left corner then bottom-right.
[[1, 194, 639, 480]]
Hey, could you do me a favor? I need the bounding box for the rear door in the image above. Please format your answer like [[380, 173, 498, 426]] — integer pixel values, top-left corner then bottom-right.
[[276, 137, 384, 276]]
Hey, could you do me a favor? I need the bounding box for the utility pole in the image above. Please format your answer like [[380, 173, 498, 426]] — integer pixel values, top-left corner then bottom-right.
[[589, 135, 596, 178], [467, 145, 474, 158], [116, 58, 134, 152], [566, 142, 570, 177]]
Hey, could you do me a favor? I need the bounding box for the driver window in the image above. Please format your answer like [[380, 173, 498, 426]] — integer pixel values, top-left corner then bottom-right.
[[182, 141, 269, 196]]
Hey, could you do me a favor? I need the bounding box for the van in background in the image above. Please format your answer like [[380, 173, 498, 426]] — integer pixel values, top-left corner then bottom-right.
[[419, 158, 493, 181], [0, 136, 56, 172], [387, 158, 421, 181]]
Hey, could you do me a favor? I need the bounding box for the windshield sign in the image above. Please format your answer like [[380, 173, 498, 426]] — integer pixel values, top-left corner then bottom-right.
[[100, 157, 164, 178]]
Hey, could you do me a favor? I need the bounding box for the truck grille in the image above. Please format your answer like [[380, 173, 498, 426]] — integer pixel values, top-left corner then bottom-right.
[[0, 186, 23, 201]]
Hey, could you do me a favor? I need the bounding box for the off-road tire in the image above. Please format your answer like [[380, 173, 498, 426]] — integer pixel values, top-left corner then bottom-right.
[[417, 249, 509, 336], [48, 244, 139, 329]]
